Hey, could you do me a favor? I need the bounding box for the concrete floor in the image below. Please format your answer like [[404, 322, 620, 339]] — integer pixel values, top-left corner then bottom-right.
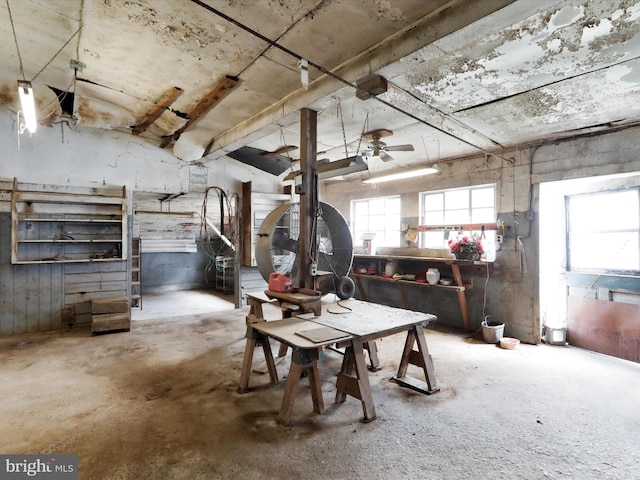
[[1, 290, 639, 479]]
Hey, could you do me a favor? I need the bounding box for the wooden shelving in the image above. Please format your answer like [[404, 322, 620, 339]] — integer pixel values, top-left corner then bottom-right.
[[11, 181, 127, 265], [351, 254, 483, 331]]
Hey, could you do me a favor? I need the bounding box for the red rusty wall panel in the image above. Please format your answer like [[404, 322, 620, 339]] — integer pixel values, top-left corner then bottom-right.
[[568, 296, 640, 363]]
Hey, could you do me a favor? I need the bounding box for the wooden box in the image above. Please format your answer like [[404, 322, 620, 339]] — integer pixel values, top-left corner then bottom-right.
[[91, 297, 131, 335]]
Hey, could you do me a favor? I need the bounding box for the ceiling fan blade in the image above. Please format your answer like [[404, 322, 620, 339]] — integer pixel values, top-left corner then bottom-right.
[[384, 144, 414, 152], [380, 151, 394, 162], [262, 145, 298, 157], [362, 128, 393, 141]]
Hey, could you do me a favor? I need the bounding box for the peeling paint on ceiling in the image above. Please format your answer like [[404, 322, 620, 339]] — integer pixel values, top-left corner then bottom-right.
[[1, 0, 640, 176]]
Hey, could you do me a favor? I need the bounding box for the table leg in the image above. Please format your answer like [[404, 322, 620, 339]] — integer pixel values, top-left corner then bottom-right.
[[261, 335, 279, 385], [335, 338, 377, 422], [391, 325, 440, 394], [238, 329, 257, 394], [279, 348, 324, 424]]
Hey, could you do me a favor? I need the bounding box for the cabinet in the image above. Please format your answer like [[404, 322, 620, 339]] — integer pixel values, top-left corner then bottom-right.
[[216, 255, 234, 294], [351, 254, 482, 331], [131, 238, 142, 308], [11, 182, 127, 264]]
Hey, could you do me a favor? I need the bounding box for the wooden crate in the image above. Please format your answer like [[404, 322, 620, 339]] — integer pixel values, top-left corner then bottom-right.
[[91, 297, 131, 335]]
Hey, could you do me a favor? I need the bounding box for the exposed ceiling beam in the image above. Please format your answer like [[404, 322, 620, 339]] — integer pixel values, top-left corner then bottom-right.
[[160, 75, 239, 148], [132, 86, 184, 136]]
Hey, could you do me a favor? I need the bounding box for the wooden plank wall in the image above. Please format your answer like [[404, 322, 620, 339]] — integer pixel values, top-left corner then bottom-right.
[[133, 192, 226, 293], [0, 180, 128, 336], [0, 212, 65, 335], [63, 262, 127, 325]]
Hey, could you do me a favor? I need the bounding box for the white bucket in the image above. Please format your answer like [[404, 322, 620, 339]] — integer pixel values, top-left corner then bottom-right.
[[482, 320, 505, 344]]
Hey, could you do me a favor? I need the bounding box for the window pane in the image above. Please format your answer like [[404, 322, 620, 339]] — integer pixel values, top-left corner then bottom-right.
[[568, 188, 640, 272], [351, 196, 401, 248], [570, 232, 639, 270], [424, 211, 444, 225], [445, 190, 469, 210], [386, 197, 401, 213], [369, 198, 385, 211], [444, 209, 469, 224], [354, 201, 368, 217], [570, 191, 639, 231], [424, 193, 443, 211], [421, 184, 496, 248], [423, 231, 445, 248]]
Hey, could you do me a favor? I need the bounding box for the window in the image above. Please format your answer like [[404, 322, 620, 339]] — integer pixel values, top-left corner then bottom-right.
[[351, 196, 401, 248], [567, 188, 640, 273], [420, 184, 496, 248]]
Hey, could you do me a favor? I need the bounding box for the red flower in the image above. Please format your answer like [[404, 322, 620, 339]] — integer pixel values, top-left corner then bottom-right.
[[449, 238, 483, 254]]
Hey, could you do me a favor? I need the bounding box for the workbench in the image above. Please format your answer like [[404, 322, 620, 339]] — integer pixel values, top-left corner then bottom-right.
[[351, 254, 482, 331], [238, 297, 438, 424]]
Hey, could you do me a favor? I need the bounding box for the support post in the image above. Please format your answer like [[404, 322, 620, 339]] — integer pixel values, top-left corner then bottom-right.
[[298, 108, 318, 289]]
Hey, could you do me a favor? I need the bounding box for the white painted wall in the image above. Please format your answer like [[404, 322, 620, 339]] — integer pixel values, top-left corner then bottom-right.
[[0, 109, 283, 196]]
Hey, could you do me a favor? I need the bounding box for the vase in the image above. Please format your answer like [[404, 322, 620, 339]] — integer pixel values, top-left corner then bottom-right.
[[426, 268, 440, 285]]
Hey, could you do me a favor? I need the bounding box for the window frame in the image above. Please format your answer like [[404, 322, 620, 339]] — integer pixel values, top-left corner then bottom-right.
[[350, 195, 402, 248], [565, 187, 640, 275], [419, 184, 497, 249]]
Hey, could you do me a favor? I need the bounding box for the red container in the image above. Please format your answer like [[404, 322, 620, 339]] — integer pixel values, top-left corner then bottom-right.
[[269, 272, 293, 292]]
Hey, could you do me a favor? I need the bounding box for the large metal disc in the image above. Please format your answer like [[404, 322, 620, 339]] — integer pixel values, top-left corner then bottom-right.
[[255, 201, 353, 294]]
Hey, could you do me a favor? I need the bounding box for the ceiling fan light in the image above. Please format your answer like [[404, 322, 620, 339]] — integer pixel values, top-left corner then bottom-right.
[[17, 80, 37, 133], [362, 165, 439, 184]]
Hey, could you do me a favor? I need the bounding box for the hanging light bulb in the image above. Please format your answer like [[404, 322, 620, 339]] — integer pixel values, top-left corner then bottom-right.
[[17, 80, 37, 133]]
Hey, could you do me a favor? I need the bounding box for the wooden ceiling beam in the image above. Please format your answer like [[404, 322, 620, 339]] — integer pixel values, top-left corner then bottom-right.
[[160, 75, 239, 148], [132, 86, 184, 136]]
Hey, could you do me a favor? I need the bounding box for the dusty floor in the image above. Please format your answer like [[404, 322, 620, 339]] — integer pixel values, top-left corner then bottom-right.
[[1, 291, 639, 480]]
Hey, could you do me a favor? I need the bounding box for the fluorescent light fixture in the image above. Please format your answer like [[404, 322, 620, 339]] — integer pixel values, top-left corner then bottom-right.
[[284, 155, 369, 181], [362, 165, 439, 184], [18, 80, 37, 133], [318, 155, 368, 180]]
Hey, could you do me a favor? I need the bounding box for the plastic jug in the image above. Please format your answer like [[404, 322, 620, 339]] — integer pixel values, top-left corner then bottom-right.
[[268, 272, 293, 292]]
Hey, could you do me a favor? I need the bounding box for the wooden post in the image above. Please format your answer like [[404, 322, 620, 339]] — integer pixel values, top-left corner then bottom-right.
[[241, 181, 252, 266], [298, 108, 317, 289]]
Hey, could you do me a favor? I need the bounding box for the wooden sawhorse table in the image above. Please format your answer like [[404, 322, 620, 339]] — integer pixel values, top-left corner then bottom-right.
[[238, 316, 352, 423], [300, 300, 439, 422], [238, 299, 439, 424]]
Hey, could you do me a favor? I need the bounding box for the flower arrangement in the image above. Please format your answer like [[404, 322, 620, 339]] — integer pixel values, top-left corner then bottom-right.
[[448, 235, 483, 260]]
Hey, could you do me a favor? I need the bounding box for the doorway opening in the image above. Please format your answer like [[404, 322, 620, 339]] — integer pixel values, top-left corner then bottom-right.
[[539, 172, 640, 362]]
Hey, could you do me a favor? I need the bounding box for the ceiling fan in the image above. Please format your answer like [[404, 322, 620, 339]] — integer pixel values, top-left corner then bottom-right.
[[361, 129, 414, 162]]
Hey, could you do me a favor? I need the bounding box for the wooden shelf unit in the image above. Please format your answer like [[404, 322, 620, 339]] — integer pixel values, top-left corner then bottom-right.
[[351, 254, 484, 331], [11, 181, 127, 265]]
